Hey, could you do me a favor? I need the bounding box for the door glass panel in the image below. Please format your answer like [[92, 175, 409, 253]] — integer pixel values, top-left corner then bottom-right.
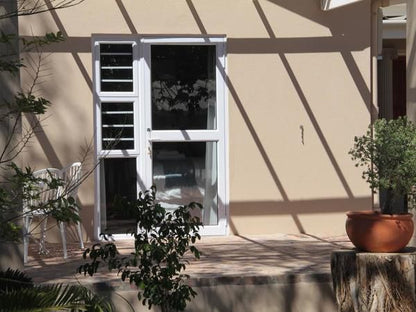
[[100, 158, 137, 233], [153, 142, 218, 225], [101, 102, 134, 150], [151, 45, 216, 130]]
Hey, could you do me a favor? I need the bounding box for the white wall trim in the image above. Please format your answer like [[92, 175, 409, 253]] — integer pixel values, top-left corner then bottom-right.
[[383, 19, 406, 39]]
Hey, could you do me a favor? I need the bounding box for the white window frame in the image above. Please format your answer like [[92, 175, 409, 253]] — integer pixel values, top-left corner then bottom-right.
[[92, 35, 229, 240]]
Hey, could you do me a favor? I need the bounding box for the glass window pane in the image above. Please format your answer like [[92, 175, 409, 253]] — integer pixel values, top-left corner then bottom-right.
[[101, 82, 133, 92], [102, 102, 133, 111], [100, 44, 133, 92], [153, 142, 218, 225], [101, 113, 134, 125], [100, 44, 132, 54], [100, 158, 137, 233], [101, 102, 134, 150], [101, 68, 133, 80], [151, 45, 216, 130], [100, 55, 132, 67]]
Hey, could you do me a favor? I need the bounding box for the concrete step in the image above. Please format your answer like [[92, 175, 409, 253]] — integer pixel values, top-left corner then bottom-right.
[[23, 234, 350, 312]]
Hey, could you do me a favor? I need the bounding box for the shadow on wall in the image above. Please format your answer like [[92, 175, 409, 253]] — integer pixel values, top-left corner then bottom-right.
[[19, 0, 374, 238], [20, 0, 94, 170], [231, 197, 371, 216], [229, 197, 371, 234]]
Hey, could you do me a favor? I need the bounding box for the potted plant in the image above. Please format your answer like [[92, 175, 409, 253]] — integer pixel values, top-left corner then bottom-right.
[[347, 117, 416, 252]]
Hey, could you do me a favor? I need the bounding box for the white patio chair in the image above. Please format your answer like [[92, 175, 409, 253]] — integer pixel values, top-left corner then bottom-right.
[[60, 162, 84, 250], [23, 168, 64, 264]]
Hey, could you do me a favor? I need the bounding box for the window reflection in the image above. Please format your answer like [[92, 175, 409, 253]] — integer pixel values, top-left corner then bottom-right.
[[151, 45, 216, 130], [153, 142, 218, 225], [100, 44, 133, 92]]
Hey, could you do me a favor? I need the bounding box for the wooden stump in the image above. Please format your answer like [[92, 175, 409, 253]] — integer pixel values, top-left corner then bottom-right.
[[331, 249, 416, 312]]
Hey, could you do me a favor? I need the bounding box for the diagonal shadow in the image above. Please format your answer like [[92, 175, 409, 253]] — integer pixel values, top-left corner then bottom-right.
[[264, 0, 377, 117], [252, 0, 274, 38], [24, 113, 63, 168], [45, 1, 92, 92], [183, 0, 360, 233], [216, 34, 304, 232], [115, 0, 138, 34], [278, 54, 354, 198], [339, 51, 375, 116], [199, 2, 289, 204], [253, 0, 354, 199], [21, 1, 92, 169], [215, 56, 298, 230], [221, 66, 289, 203], [186, 0, 207, 35]]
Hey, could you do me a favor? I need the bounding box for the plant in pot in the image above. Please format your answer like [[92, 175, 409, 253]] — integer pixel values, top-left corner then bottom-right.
[[348, 117, 416, 252]]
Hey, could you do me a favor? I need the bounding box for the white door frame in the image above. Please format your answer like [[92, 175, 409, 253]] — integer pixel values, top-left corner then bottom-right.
[[93, 36, 229, 239], [141, 37, 228, 236]]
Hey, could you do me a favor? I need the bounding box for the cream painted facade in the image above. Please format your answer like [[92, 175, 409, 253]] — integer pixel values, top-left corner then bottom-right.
[[18, 0, 377, 242]]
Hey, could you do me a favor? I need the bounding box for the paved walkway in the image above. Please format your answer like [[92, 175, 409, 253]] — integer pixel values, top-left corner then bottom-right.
[[24, 233, 353, 286]]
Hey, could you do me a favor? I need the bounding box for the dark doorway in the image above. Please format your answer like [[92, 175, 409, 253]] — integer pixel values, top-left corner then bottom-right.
[[392, 56, 406, 118], [378, 54, 407, 213]]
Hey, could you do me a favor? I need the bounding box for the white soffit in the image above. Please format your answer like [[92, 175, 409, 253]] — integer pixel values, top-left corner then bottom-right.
[[382, 3, 406, 39], [321, 0, 362, 11]]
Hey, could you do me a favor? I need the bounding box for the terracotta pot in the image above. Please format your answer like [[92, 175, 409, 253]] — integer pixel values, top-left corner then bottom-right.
[[346, 210, 414, 252]]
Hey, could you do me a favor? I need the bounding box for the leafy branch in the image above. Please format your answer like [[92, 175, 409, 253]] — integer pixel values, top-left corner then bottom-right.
[[0, 0, 85, 20], [79, 187, 202, 312]]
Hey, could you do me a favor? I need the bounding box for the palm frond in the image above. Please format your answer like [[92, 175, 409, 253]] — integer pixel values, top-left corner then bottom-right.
[[0, 273, 113, 312], [0, 268, 33, 293]]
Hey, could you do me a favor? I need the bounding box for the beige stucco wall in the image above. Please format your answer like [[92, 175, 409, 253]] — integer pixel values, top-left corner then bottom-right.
[[19, 0, 373, 240]]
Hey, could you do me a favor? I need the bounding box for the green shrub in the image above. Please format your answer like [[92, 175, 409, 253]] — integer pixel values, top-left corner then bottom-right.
[[350, 117, 416, 214], [79, 187, 202, 312]]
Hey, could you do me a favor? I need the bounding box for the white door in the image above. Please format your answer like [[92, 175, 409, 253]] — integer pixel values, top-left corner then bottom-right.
[[142, 38, 228, 235], [94, 37, 228, 238]]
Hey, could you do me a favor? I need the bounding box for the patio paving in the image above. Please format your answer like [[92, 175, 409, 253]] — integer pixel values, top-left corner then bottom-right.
[[24, 233, 353, 287]]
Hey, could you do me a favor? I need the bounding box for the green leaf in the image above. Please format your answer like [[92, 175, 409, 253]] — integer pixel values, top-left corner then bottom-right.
[[0, 269, 113, 311], [80, 186, 203, 311]]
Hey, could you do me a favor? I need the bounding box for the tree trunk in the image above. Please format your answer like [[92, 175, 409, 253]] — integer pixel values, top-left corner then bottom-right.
[[331, 250, 358, 312], [380, 188, 408, 214], [331, 249, 416, 312]]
